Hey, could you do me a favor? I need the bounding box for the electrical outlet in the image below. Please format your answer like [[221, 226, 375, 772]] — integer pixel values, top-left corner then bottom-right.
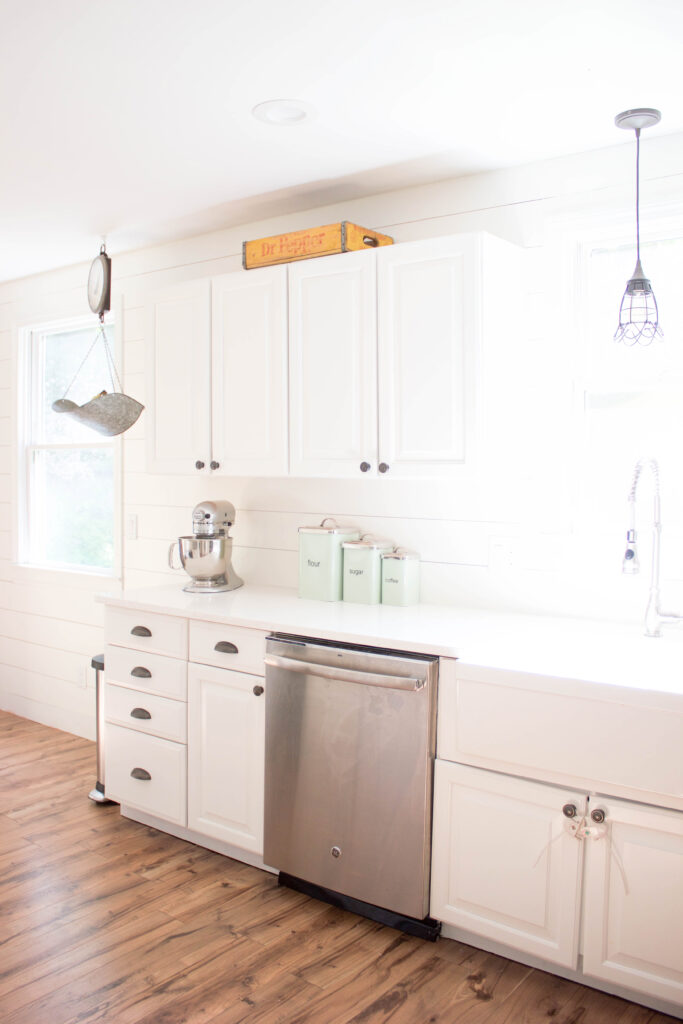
[[125, 513, 138, 540], [79, 661, 89, 689], [489, 537, 516, 571]]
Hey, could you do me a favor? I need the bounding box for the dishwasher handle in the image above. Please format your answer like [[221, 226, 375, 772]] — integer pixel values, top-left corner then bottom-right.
[[264, 653, 424, 691]]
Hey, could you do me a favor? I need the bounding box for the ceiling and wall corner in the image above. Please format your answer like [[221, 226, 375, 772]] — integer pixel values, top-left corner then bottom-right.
[[1, 0, 682, 283]]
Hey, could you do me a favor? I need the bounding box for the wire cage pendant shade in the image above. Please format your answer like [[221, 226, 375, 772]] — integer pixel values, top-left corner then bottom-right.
[[613, 107, 662, 346]]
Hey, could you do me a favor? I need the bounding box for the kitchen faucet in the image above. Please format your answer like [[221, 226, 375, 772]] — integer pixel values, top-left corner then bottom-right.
[[622, 457, 683, 637]]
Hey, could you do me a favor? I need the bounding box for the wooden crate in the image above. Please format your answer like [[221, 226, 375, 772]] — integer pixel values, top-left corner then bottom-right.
[[243, 221, 393, 269]]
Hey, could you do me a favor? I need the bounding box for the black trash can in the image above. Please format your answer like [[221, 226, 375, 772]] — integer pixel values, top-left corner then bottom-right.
[[89, 654, 115, 804]]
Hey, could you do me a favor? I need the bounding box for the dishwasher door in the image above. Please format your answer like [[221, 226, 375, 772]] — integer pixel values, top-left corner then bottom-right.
[[264, 635, 438, 921]]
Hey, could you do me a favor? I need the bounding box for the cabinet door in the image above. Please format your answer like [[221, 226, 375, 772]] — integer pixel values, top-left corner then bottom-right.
[[146, 278, 211, 474], [430, 761, 584, 968], [289, 250, 377, 477], [211, 268, 288, 476], [377, 235, 475, 477], [187, 663, 264, 854], [582, 797, 683, 1007]]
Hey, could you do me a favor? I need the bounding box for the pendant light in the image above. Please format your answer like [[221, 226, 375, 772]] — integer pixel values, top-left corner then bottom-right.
[[613, 107, 662, 345]]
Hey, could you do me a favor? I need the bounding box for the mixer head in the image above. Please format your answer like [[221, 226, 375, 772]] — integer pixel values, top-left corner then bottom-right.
[[192, 500, 236, 537]]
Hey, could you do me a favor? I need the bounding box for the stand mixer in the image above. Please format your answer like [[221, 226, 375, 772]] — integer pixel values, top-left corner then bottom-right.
[[168, 500, 243, 593]]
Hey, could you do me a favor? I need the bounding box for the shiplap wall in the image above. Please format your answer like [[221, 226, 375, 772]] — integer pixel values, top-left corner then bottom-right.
[[1, 133, 682, 738]]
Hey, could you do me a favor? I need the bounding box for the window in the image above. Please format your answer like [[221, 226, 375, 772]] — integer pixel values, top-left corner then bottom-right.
[[577, 228, 683, 533], [18, 317, 118, 574]]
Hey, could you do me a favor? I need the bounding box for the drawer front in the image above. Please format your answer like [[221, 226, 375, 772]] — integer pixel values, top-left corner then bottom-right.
[[189, 621, 266, 675], [105, 606, 188, 659], [105, 644, 187, 700], [105, 682, 187, 743], [105, 723, 186, 825]]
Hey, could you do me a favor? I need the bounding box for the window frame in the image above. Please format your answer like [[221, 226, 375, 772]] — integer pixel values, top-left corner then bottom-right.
[[15, 310, 122, 582], [547, 193, 683, 537]]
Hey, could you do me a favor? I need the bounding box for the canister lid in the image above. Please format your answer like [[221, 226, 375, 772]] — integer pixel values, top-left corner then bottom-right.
[[342, 535, 394, 551], [381, 547, 419, 561], [299, 517, 359, 536]]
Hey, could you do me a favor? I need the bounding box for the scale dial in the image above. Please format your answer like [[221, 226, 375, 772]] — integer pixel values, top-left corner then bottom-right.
[[87, 247, 111, 316]]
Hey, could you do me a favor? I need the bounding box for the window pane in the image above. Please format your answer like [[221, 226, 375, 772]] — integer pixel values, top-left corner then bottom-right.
[[30, 448, 114, 571], [38, 324, 117, 444], [579, 233, 683, 531]]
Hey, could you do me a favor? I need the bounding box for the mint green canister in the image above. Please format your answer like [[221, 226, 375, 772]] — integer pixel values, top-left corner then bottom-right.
[[342, 536, 394, 604], [381, 548, 420, 606], [298, 519, 360, 601]]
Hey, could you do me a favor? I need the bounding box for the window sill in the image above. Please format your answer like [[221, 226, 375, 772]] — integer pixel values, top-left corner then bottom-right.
[[9, 562, 123, 591]]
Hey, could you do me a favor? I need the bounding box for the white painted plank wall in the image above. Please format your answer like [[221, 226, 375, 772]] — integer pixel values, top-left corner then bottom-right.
[[0, 135, 682, 737]]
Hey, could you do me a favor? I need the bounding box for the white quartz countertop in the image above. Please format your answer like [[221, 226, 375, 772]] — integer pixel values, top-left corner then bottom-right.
[[98, 584, 683, 702]]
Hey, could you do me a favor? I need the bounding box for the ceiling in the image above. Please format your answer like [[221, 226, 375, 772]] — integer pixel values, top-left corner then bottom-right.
[[2, 0, 682, 283]]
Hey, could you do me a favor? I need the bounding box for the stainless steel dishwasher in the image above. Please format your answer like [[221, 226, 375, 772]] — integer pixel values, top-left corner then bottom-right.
[[264, 634, 440, 940]]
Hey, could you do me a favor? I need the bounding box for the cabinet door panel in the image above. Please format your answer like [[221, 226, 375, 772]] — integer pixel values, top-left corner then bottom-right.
[[187, 663, 264, 853], [211, 268, 288, 475], [289, 251, 377, 477], [378, 236, 474, 477], [582, 797, 683, 1007], [431, 760, 584, 968], [145, 279, 211, 474]]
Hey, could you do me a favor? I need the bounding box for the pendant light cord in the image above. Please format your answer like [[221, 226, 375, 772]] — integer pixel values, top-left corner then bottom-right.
[[635, 127, 641, 264]]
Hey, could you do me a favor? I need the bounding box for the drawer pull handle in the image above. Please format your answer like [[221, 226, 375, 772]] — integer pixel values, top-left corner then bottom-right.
[[562, 803, 578, 819], [590, 808, 606, 824], [131, 626, 152, 637], [130, 767, 151, 781], [253, 685, 264, 696], [130, 708, 152, 720], [214, 641, 239, 654], [131, 666, 152, 678]]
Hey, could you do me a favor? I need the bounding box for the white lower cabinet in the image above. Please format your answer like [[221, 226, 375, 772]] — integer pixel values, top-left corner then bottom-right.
[[581, 796, 683, 1007], [430, 760, 585, 968], [187, 662, 265, 854], [105, 723, 187, 826], [431, 760, 683, 1010]]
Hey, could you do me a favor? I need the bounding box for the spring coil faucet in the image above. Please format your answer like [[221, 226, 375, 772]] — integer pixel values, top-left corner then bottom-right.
[[623, 458, 683, 637]]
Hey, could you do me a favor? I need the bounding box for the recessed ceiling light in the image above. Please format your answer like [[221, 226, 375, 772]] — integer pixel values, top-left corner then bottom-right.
[[251, 99, 313, 126]]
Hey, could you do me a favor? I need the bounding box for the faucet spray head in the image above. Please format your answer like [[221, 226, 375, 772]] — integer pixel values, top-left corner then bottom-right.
[[622, 530, 639, 574]]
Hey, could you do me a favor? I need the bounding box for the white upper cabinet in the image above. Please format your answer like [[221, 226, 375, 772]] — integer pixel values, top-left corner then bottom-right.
[[146, 279, 212, 475], [144, 233, 520, 479], [211, 268, 288, 476], [145, 269, 288, 476], [288, 250, 377, 477], [377, 234, 474, 477]]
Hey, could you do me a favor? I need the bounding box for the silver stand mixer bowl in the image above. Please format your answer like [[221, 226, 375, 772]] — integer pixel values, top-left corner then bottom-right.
[[169, 535, 243, 593]]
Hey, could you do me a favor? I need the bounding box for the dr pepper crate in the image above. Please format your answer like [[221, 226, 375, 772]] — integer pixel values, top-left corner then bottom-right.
[[243, 221, 393, 269]]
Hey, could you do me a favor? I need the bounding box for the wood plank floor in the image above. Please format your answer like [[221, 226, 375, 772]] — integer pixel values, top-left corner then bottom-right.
[[0, 709, 678, 1024]]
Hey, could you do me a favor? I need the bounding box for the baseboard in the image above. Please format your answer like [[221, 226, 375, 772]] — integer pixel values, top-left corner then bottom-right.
[[439, 923, 682, 1019], [119, 805, 277, 875], [0, 693, 95, 740]]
